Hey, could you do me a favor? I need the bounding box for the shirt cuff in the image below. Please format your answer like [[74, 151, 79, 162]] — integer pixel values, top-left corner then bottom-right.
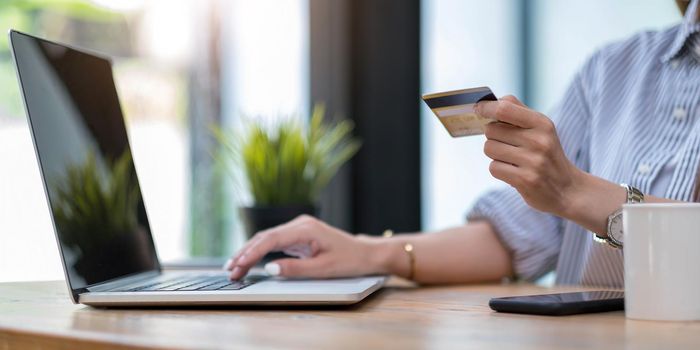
[[467, 188, 562, 282]]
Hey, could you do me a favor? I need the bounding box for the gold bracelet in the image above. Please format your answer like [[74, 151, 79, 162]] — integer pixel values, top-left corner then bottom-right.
[[382, 229, 416, 280], [403, 243, 415, 280]]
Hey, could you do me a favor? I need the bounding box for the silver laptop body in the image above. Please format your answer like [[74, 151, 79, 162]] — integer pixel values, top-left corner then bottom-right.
[[9, 29, 384, 307]]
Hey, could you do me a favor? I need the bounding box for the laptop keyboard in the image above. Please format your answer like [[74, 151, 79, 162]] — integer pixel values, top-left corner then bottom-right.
[[111, 275, 264, 292]]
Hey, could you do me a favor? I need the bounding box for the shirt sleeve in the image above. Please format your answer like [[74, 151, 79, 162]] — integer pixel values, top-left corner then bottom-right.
[[467, 54, 597, 282]]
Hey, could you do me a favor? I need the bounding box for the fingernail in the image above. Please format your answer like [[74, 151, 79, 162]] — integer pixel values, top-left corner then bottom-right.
[[264, 262, 281, 276], [223, 258, 233, 270]]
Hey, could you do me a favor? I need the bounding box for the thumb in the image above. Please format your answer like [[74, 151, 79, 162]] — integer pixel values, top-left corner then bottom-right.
[[264, 257, 328, 278], [500, 95, 525, 107]]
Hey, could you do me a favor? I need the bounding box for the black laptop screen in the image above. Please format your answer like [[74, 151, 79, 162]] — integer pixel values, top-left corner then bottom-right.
[[10, 31, 159, 291]]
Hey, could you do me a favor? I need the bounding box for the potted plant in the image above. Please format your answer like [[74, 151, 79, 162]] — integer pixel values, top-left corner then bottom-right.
[[212, 104, 361, 240]]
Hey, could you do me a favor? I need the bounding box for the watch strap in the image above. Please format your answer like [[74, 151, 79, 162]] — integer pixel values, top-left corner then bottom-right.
[[622, 183, 644, 204]]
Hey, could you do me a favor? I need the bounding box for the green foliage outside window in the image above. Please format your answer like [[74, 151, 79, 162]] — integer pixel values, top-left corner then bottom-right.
[[0, 0, 118, 121]]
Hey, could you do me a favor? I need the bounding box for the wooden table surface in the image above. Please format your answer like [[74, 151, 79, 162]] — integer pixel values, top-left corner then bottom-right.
[[1, 279, 699, 350]]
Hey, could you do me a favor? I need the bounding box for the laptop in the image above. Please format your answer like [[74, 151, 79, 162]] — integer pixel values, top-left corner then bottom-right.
[[8, 30, 385, 307]]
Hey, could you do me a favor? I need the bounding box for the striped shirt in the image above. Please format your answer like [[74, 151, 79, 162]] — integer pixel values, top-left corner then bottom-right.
[[467, 0, 700, 288]]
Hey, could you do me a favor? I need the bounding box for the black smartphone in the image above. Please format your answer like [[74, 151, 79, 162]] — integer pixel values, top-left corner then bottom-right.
[[489, 291, 624, 316]]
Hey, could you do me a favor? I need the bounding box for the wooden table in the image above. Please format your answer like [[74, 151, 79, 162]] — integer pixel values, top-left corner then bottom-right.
[[1, 279, 699, 350]]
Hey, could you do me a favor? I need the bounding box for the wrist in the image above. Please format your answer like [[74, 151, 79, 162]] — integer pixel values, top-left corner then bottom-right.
[[557, 167, 591, 219], [366, 237, 409, 276], [560, 171, 627, 235]]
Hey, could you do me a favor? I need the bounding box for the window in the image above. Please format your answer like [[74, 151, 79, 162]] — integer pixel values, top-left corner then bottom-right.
[[0, 0, 310, 282], [0, 0, 193, 281]]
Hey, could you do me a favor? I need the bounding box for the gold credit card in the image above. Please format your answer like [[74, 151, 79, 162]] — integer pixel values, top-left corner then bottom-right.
[[422, 86, 497, 137]]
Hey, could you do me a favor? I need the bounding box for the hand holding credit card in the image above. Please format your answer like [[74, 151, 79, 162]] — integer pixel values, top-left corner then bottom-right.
[[422, 87, 497, 137]]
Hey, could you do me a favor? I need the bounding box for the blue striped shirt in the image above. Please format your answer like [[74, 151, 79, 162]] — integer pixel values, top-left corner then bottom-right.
[[467, 1, 700, 288]]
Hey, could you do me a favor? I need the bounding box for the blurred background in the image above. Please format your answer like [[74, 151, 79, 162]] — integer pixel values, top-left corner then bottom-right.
[[0, 0, 680, 282]]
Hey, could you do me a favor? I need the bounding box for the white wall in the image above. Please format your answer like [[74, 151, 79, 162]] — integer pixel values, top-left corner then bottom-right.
[[421, 0, 521, 231]]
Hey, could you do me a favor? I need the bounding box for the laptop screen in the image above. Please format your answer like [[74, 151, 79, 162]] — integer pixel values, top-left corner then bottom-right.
[[10, 31, 159, 291]]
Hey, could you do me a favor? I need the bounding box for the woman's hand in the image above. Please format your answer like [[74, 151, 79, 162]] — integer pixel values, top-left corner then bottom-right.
[[224, 215, 385, 280], [475, 96, 586, 217]]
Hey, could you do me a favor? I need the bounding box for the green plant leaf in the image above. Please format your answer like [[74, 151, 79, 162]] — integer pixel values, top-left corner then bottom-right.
[[210, 103, 361, 206]]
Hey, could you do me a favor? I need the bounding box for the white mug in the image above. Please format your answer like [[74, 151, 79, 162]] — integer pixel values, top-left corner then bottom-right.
[[623, 203, 700, 321]]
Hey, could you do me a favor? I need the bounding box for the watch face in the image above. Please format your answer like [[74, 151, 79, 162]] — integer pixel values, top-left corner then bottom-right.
[[609, 211, 624, 244]]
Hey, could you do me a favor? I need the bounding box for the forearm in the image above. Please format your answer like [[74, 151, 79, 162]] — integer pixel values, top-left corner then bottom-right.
[[366, 221, 513, 284], [561, 171, 678, 236]]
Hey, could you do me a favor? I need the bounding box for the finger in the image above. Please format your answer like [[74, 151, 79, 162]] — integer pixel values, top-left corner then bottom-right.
[[223, 258, 234, 271], [229, 265, 247, 280], [229, 233, 266, 267], [500, 94, 525, 107], [224, 232, 266, 271], [282, 242, 317, 259], [483, 139, 523, 166], [475, 100, 535, 128], [483, 122, 527, 147], [233, 219, 321, 272], [488, 160, 521, 186], [265, 256, 330, 278], [230, 241, 319, 280], [227, 215, 310, 270], [226, 235, 262, 268]]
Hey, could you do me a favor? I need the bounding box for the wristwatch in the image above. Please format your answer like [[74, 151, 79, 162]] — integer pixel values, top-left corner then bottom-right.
[[594, 183, 644, 249]]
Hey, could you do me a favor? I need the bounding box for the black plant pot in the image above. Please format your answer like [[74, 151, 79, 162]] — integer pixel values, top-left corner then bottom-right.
[[240, 205, 319, 265]]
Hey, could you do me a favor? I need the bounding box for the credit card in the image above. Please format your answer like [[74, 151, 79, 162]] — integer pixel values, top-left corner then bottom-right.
[[422, 87, 497, 137]]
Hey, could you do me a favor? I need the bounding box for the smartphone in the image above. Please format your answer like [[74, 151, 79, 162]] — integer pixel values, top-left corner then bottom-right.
[[489, 291, 624, 316]]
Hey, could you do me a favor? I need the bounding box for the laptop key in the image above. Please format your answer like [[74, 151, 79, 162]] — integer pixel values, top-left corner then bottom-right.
[[115, 275, 260, 292], [148, 276, 225, 291], [127, 283, 160, 292], [138, 277, 195, 291], [176, 280, 224, 291], [114, 276, 188, 292], [198, 281, 235, 291], [219, 281, 253, 290], [156, 280, 207, 291]]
